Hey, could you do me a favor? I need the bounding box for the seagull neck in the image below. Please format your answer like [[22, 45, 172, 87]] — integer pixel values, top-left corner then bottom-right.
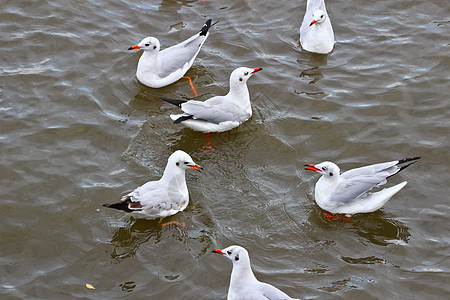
[[138, 50, 159, 69], [160, 165, 186, 186], [230, 257, 258, 289], [227, 81, 250, 104]]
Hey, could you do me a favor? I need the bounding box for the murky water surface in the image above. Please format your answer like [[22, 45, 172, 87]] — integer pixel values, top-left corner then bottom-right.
[[1, 0, 449, 299]]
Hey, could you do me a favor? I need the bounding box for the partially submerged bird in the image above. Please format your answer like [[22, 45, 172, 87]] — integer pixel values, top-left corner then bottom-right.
[[103, 150, 202, 219], [299, 0, 334, 54], [305, 157, 420, 217], [128, 19, 217, 91], [160, 67, 263, 133], [212, 245, 298, 300]]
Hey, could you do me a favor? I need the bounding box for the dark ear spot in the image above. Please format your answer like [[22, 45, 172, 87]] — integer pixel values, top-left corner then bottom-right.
[[234, 254, 239, 261], [330, 172, 333, 176], [153, 45, 157, 50], [239, 78, 243, 82], [176, 162, 180, 166]]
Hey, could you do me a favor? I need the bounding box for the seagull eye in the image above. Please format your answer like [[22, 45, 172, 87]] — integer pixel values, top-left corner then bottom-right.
[[145, 43, 150, 47], [321, 15, 324, 18], [227, 251, 232, 255], [244, 72, 248, 76], [184, 162, 188, 165], [322, 167, 327, 171], [153, 45, 157, 50]]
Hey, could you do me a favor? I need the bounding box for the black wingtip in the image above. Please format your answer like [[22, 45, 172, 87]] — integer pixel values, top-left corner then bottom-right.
[[397, 157, 421, 165], [174, 115, 193, 124], [159, 97, 187, 108], [199, 19, 217, 36], [387, 157, 421, 179]]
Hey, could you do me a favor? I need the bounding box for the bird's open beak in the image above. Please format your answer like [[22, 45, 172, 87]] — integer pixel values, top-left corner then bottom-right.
[[304, 164, 322, 172], [310, 19, 318, 26], [188, 164, 203, 172], [212, 249, 225, 255], [128, 45, 143, 50], [251, 67, 263, 74]]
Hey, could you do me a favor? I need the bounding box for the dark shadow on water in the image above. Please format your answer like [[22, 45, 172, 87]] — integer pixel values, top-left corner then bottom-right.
[[108, 212, 216, 263], [307, 206, 411, 246], [296, 51, 328, 85], [109, 217, 165, 263]]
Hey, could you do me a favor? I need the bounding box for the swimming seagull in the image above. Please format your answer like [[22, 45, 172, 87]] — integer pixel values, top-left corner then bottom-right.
[[102, 150, 202, 222], [128, 19, 217, 94], [299, 0, 334, 54], [212, 245, 298, 300], [305, 157, 421, 218], [159, 67, 263, 133]]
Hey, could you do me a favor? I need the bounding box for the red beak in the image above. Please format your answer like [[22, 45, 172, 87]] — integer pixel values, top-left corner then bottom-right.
[[310, 19, 318, 26], [212, 249, 225, 255], [251, 67, 263, 74], [128, 45, 143, 50], [304, 164, 322, 172], [188, 164, 203, 172]]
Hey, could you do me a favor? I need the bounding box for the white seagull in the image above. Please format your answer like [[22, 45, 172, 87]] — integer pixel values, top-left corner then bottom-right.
[[103, 150, 202, 220], [128, 19, 217, 90], [299, 0, 334, 54], [159, 67, 263, 133], [213, 246, 298, 300], [305, 157, 421, 217]]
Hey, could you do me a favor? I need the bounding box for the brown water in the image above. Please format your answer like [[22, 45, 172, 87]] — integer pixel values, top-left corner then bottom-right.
[[1, 0, 449, 299]]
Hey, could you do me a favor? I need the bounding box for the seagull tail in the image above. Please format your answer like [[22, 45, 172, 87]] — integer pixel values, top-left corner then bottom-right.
[[199, 19, 218, 36], [159, 97, 187, 108]]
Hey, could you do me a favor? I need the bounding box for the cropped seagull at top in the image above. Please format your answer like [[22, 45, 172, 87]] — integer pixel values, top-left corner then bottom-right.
[[128, 19, 217, 92], [102, 150, 202, 220], [159, 67, 262, 133], [212, 245, 298, 300], [299, 0, 334, 54], [305, 157, 420, 217]]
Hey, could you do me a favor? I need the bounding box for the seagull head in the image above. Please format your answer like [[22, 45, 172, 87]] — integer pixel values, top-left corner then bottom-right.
[[230, 67, 263, 85], [128, 37, 160, 52], [212, 245, 249, 264], [305, 161, 339, 178], [310, 9, 326, 26], [168, 150, 203, 172]]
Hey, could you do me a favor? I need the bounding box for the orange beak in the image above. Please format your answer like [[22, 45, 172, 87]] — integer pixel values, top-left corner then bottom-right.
[[304, 164, 322, 172], [251, 67, 263, 74], [212, 249, 225, 255], [188, 164, 203, 172], [310, 19, 318, 26], [128, 45, 143, 50]]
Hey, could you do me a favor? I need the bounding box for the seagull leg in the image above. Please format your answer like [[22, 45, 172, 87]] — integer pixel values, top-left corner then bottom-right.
[[157, 218, 187, 228], [294, 42, 302, 51], [201, 132, 214, 152], [324, 212, 351, 221], [183, 76, 198, 97]]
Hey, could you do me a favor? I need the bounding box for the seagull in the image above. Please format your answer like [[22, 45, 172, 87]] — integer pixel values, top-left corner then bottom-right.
[[299, 0, 334, 54], [305, 157, 421, 218], [212, 245, 298, 300], [102, 150, 202, 222], [159, 67, 263, 133], [128, 19, 217, 94]]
